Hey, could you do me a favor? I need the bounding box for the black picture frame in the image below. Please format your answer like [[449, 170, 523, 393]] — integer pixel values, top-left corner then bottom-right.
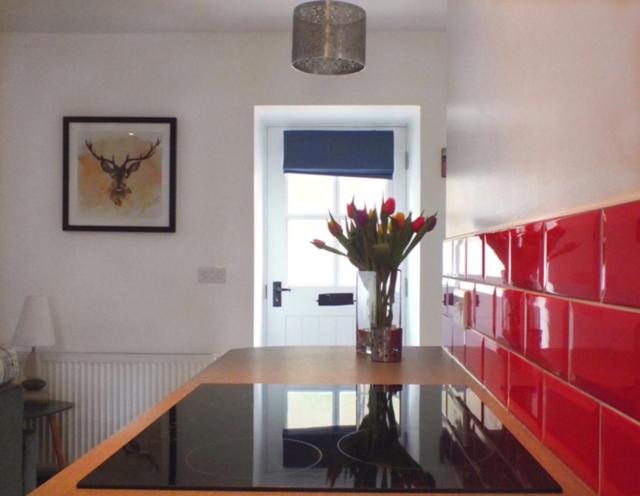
[[63, 116, 177, 232]]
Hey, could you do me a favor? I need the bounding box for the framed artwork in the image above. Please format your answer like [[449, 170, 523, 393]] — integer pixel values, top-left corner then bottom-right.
[[63, 116, 177, 232]]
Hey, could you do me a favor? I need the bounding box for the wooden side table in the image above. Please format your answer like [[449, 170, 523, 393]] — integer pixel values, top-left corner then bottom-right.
[[24, 400, 73, 470]]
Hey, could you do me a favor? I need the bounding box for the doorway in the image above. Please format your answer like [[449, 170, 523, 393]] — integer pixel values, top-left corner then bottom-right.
[[254, 106, 422, 348], [265, 126, 407, 346]]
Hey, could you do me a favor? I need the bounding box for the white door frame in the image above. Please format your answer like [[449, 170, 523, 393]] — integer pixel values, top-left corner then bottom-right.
[[254, 106, 422, 348]]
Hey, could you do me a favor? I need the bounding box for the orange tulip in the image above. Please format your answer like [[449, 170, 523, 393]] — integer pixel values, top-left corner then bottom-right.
[[327, 220, 342, 236], [393, 212, 406, 230]]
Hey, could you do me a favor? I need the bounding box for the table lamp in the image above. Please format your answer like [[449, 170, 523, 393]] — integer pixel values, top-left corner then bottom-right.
[[12, 295, 56, 404]]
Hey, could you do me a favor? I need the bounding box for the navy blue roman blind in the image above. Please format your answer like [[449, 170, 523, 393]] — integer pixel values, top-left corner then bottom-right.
[[282, 130, 394, 179]]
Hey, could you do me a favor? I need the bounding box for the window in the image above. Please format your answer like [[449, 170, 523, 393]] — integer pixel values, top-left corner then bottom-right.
[[286, 173, 390, 287]]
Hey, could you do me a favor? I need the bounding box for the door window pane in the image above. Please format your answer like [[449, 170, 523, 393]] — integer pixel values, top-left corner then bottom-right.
[[287, 174, 335, 215], [337, 254, 358, 288], [339, 391, 357, 425], [288, 219, 335, 286], [338, 177, 390, 215], [287, 392, 333, 428]]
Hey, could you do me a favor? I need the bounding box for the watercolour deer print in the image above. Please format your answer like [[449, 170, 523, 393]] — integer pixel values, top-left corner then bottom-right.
[[84, 138, 161, 206]]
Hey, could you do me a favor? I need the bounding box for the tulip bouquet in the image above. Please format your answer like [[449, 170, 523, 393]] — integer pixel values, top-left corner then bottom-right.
[[326, 386, 435, 490], [311, 197, 436, 330]]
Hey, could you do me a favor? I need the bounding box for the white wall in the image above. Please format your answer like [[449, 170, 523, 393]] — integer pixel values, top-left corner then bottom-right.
[[447, 1, 640, 237], [0, 31, 447, 353]]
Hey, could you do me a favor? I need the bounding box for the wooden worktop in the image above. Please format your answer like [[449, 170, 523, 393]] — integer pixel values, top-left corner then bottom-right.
[[32, 347, 594, 496]]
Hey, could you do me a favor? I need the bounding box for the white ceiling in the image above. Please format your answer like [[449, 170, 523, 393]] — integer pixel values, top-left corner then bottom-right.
[[0, 0, 446, 33]]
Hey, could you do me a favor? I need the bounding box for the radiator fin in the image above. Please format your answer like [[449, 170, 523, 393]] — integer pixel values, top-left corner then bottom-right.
[[23, 353, 212, 468]]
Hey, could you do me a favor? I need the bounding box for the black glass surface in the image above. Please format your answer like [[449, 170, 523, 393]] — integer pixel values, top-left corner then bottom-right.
[[78, 384, 561, 493]]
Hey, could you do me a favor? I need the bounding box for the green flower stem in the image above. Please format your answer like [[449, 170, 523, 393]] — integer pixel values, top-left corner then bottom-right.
[[373, 269, 398, 328]]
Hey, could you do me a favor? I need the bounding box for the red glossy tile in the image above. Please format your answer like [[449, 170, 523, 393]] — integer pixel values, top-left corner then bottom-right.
[[465, 328, 484, 382], [543, 374, 599, 491], [483, 339, 509, 405], [474, 283, 495, 337], [442, 315, 453, 351], [442, 239, 453, 276], [571, 303, 640, 421], [603, 200, 640, 308], [601, 407, 640, 496], [484, 230, 509, 284], [466, 235, 484, 280], [450, 284, 469, 363], [510, 222, 544, 291], [452, 318, 465, 363], [545, 211, 602, 300], [495, 288, 525, 353], [508, 353, 543, 438], [458, 282, 475, 329], [525, 295, 569, 379], [441, 278, 449, 316], [452, 238, 466, 278]]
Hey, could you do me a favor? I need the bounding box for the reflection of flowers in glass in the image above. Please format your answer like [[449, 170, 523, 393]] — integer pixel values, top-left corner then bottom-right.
[[327, 386, 435, 490], [311, 198, 436, 328]]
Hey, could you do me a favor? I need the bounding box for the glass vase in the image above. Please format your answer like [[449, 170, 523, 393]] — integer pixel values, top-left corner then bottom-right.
[[356, 271, 376, 355], [356, 270, 402, 361]]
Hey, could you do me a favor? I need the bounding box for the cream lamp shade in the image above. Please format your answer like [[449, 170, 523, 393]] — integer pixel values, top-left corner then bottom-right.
[[12, 295, 56, 348]]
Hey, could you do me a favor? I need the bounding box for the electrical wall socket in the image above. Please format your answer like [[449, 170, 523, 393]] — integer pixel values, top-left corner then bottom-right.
[[198, 267, 226, 284]]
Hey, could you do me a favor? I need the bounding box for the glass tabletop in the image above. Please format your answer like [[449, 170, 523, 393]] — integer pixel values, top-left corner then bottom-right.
[[79, 383, 561, 493]]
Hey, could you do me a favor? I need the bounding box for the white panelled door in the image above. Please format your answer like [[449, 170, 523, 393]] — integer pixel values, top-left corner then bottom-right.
[[265, 127, 407, 346]]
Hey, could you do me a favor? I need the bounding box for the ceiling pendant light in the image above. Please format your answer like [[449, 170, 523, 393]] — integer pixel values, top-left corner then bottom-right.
[[292, 0, 366, 75]]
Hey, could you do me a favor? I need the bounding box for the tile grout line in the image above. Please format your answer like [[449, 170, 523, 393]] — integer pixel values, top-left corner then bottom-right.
[[567, 299, 574, 385], [541, 368, 547, 444], [600, 209, 606, 303], [442, 275, 640, 315], [598, 405, 603, 496]]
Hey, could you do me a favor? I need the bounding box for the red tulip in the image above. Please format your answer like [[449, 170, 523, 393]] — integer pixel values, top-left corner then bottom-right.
[[311, 239, 326, 248], [346, 203, 355, 219], [327, 219, 342, 236], [382, 197, 396, 215], [412, 216, 426, 232]]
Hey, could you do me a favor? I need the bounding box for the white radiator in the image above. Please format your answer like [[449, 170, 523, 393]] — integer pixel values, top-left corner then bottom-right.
[[23, 352, 213, 467]]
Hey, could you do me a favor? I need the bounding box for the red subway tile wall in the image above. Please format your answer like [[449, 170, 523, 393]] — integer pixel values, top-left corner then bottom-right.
[[508, 353, 543, 439], [495, 288, 525, 353], [525, 294, 570, 380], [442, 200, 640, 495], [601, 407, 640, 495], [466, 234, 484, 280], [484, 230, 509, 284]]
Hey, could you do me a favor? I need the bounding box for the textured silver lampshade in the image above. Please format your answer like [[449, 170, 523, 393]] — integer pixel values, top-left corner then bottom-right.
[[292, 1, 366, 75]]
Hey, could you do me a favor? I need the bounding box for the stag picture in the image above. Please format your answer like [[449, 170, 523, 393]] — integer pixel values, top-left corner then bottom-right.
[[84, 137, 161, 207], [63, 117, 176, 232]]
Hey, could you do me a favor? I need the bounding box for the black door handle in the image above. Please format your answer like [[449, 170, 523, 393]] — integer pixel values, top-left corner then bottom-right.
[[273, 281, 292, 307]]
